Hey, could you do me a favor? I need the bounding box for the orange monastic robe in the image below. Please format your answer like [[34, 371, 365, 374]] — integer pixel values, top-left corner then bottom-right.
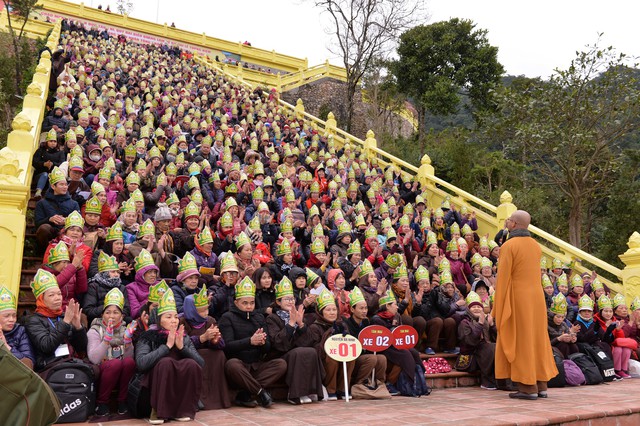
[[493, 233, 558, 385]]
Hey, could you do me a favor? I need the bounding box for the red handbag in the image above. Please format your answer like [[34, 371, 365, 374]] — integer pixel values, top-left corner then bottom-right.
[[613, 337, 638, 350]]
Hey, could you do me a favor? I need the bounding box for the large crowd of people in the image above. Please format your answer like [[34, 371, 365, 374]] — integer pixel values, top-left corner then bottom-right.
[[1, 19, 640, 424]]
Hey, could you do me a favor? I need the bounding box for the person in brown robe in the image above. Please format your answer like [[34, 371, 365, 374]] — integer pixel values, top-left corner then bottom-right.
[[135, 290, 204, 423], [180, 292, 231, 410], [458, 291, 498, 389], [493, 210, 558, 400], [266, 278, 324, 404], [307, 289, 356, 400], [218, 277, 287, 408]]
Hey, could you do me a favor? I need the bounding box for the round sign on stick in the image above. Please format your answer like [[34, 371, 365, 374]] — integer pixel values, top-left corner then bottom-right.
[[391, 325, 418, 350], [324, 334, 363, 362], [358, 325, 393, 352]]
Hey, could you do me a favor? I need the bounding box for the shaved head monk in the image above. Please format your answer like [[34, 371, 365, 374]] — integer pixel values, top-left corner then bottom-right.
[[494, 210, 558, 399]]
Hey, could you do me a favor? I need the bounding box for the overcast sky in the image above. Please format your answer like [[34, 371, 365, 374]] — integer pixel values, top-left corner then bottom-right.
[[73, 0, 640, 78]]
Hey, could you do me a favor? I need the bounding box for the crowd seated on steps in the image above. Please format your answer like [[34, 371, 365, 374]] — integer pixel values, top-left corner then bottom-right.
[[3, 18, 640, 423]]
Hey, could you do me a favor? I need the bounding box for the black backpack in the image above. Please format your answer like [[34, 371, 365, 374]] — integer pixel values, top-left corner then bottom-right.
[[568, 352, 603, 385], [578, 343, 616, 382], [395, 363, 431, 397], [45, 360, 96, 423], [547, 352, 566, 388], [127, 373, 152, 418]]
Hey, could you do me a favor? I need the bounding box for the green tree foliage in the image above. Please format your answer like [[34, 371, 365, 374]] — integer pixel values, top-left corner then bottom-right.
[[592, 150, 640, 267], [2, 0, 41, 96], [361, 57, 408, 140], [0, 28, 47, 149], [391, 18, 504, 147], [479, 43, 640, 249]]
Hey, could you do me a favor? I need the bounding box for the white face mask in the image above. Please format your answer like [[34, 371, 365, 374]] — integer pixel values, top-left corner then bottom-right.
[[90, 154, 101, 161]]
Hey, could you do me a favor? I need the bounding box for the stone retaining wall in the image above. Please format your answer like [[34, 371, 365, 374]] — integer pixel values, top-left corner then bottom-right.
[[282, 78, 414, 141]]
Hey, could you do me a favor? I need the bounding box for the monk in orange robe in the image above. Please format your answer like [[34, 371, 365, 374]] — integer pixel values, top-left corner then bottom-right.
[[494, 210, 558, 399]]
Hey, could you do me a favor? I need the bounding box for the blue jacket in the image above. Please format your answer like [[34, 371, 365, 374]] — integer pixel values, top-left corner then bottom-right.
[[41, 112, 68, 132], [35, 191, 80, 228], [4, 323, 35, 365]]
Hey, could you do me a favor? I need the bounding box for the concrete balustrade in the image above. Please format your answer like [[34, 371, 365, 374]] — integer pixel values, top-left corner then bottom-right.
[[0, 22, 61, 297]]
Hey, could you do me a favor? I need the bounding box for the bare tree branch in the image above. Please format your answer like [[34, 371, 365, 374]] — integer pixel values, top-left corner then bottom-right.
[[311, 0, 426, 132]]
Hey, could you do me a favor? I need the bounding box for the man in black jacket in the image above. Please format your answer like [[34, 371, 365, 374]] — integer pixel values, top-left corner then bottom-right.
[[34, 167, 80, 253], [218, 277, 287, 408]]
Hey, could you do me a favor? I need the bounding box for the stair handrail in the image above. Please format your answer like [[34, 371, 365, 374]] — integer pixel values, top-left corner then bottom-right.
[[0, 20, 62, 298]]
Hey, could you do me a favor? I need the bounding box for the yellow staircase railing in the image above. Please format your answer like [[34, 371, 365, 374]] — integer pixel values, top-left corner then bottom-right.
[[0, 9, 54, 39], [199, 56, 347, 91], [0, 21, 61, 298]]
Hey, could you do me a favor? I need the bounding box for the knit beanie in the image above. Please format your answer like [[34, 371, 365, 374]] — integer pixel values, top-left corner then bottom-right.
[[155, 203, 172, 221]]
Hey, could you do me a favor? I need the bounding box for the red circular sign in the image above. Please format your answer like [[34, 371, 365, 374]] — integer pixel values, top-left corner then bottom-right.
[[358, 325, 393, 352], [391, 325, 419, 350]]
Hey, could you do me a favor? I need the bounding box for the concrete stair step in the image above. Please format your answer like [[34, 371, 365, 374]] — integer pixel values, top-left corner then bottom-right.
[[22, 256, 43, 270], [425, 370, 480, 389]]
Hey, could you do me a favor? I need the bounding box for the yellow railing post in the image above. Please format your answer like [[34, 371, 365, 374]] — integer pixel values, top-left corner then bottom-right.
[[32, 55, 51, 89], [0, 20, 58, 300], [295, 98, 305, 121], [364, 130, 377, 161], [0, 116, 32, 298], [619, 232, 640, 303], [325, 112, 337, 136], [496, 191, 517, 238], [417, 154, 436, 206]]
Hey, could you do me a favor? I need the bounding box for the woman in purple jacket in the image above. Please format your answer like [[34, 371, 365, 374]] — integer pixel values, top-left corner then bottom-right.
[[0, 287, 35, 368], [189, 226, 218, 287], [126, 249, 160, 319]]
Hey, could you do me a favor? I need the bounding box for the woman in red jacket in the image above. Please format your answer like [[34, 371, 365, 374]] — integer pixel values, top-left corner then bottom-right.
[[594, 294, 634, 378], [44, 211, 93, 272], [41, 240, 88, 309]]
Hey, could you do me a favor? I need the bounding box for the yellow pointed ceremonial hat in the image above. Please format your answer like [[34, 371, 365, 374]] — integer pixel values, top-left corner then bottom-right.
[[550, 293, 568, 315], [379, 289, 396, 306], [317, 288, 336, 311], [47, 240, 70, 264], [220, 251, 239, 274], [193, 285, 209, 308], [276, 239, 292, 256], [149, 280, 170, 304], [0, 286, 17, 312], [138, 219, 156, 238], [106, 222, 123, 241], [31, 269, 59, 299], [85, 196, 102, 215], [356, 259, 373, 278], [275, 277, 294, 300], [235, 276, 256, 299], [157, 288, 177, 316], [98, 251, 120, 273], [178, 252, 199, 276], [65, 210, 84, 230], [198, 226, 214, 245], [104, 287, 125, 311], [134, 249, 155, 272], [349, 286, 366, 307]]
